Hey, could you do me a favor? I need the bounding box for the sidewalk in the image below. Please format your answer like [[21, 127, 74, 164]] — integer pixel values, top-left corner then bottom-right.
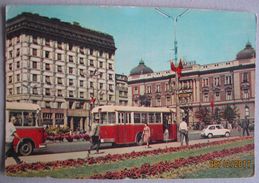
[[5, 136, 239, 166]]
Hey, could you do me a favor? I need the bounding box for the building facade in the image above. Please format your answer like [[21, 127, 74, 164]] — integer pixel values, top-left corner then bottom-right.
[[115, 74, 128, 106], [6, 12, 116, 131], [128, 43, 256, 126]]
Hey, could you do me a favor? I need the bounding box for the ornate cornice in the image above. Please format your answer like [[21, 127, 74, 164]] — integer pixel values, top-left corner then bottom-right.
[[6, 12, 116, 53]]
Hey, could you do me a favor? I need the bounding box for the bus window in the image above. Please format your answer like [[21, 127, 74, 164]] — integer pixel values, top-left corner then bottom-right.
[[141, 113, 147, 123], [108, 112, 115, 124], [134, 113, 141, 123], [23, 112, 36, 126], [155, 113, 161, 123], [101, 112, 108, 124], [148, 113, 155, 123], [118, 112, 128, 124], [9, 111, 23, 126]]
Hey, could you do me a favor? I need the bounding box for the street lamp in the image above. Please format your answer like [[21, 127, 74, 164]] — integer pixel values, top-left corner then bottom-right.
[[155, 8, 190, 125]]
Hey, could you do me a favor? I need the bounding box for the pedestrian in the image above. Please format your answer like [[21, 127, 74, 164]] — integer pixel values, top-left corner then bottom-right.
[[5, 116, 23, 164], [241, 116, 250, 136], [88, 118, 101, 157], [142, 122, 151, 148], [179, 120, 189, 146]]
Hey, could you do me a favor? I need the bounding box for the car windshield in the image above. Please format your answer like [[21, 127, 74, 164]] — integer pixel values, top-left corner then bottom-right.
[[209, 126, 215, 130]]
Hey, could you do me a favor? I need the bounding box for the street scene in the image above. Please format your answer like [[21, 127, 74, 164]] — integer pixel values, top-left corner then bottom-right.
[[4, 5, 255, 179]]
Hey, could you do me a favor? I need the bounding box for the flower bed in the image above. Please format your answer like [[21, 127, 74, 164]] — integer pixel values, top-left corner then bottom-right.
[[90, 144, 254, 179], [6, 137, 252, 175]]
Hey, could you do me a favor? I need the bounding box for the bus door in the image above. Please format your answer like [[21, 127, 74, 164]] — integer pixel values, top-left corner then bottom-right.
[[118, 112, 130, 144], [162, 113, 170, 132]]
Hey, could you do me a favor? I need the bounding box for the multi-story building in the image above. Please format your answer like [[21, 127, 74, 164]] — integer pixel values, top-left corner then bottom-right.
[[6, 12, 116, 131], [115, 74, 128, 105], [128, 43, 256, 126]]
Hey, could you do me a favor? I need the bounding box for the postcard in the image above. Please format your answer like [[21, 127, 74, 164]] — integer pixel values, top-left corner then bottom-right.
[[4, 5, 255, 179]]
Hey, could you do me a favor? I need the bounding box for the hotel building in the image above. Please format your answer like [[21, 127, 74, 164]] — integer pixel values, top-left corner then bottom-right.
[[6, 12, 116, 130]]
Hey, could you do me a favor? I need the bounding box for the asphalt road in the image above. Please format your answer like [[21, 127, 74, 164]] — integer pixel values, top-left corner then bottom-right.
[[31, 129, 252, 156]]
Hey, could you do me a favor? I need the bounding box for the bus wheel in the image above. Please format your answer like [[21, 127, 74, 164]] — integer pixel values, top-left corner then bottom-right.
[[19, 140, 34, 156], [135, 132, 143, 146]]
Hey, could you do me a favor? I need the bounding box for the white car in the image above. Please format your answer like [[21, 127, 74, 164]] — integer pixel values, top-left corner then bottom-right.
[[201, 124, 230, 138]]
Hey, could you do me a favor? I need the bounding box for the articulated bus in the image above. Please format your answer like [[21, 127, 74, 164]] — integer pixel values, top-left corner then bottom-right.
[[91, 106, 177, 145], [6, 102, 47, 156]]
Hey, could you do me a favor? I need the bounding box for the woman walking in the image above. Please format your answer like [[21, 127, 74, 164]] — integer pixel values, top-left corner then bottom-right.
[[142, 123, 151, 148]]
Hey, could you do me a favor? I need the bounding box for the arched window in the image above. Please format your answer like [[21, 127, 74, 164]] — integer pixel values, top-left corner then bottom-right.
[[245, 106, 250, 117]]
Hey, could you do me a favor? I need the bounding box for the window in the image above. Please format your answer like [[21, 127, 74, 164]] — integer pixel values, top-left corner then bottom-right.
[[243, 73, 248, 82], [16, 74, 20, 82], [45, 63, 50, 71], [57, 65, 62, 73], [80, 80, 84, 87], [99, 51, 103, 57], [45, 51, 50, 58], [69, 79, 73, 86], [89, 59, 94, 66], [57, 42, 62, 49], [99, 72, 103, 79], [16, 61, 20, 69], [16, 48, 20, 57], [57, 90, 62, 97], [9, 40, 12, 47], [215, 92, 220, 101], [32, 61, 37, 69], [156, 85, 161, 93], [134, 113, 141, 123], [109, 84, 113, 92], [9, 50, 13, 58], [69, 67, 73, 74], [245, 106, 250, 117], [9, 88, 13, 95], [79, 57, 84, 64], [45, 76, 51, 84], [166, 96, 171, 105], [202, 78, 209, 87], [32, 74, 37, 82], [33, 37, 37, 44], [33, 87, 38, 95], [134, 86, 138, 94], [90, 49, 93, 55], [45, 39, 50, 46], [99, 83, 103, 89], [99, 61, 103, 68], [80, 47, 84, 54], [8, 76, 12, 83], [225, 75, 232, 85], [155, 113, 161, 123], [80, 69, 84, 77], [32, 48, 37, 56], [165, 83, 170, 92], [203, 93, 209, 102], [16, 37, 20, 43], [69, 91, 74, 97], [146, 86, 151, 94], [214, 77, 220, 87], [226, 90, 232, 100], [69, 55, 73, 62], [209, 126, 215, 130], [45, 102, 51, 108], [57, 77, 62, 85], [156, 97, 161, 106], [57, 102, 62, 108], [108, 63, 113, 70], [57, 53, 62, 60], [90, 82, 94, 88], [80, 92, 84, 98], [109, 74, 113, 81], [9, 63, 12, 70], [243, 89, 249, 99], [68, 44, 73, 51], [16, 87, 20, 94]]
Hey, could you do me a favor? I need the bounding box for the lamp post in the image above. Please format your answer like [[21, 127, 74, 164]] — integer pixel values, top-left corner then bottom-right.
[[155, 8, 190, 124]]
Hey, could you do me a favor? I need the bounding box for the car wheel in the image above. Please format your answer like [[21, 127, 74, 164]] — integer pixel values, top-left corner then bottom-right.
[[207, 133, 213, 138], [18, 140, 34, 156], [225, 132, 230, 137]]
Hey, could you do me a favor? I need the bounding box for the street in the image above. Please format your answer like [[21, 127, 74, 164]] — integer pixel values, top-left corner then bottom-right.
[[5, 129, 253, 166]]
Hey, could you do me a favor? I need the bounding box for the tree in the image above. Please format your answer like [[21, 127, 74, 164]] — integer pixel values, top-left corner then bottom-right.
[[221, 105, 239, 128], [194, 105, 212, 125], [139, 94, 151, 107]]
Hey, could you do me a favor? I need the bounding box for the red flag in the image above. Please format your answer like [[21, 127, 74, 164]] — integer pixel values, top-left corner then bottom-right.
[[170, 62, 176, 72], [90, 97, 96, 104], [177, 59, 183, 78], [178, 59, 183, 69]]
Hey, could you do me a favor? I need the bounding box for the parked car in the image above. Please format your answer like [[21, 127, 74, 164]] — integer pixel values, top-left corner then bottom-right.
[[201, 124, 230, 138]]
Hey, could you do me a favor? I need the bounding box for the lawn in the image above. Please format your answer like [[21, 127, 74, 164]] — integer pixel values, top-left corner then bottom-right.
[[8, 137, 254, 179]]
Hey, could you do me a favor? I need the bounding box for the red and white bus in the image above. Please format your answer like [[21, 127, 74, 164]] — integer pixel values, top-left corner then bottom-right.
[[91, 106, 177, 145], [6, 102, 47, 156]]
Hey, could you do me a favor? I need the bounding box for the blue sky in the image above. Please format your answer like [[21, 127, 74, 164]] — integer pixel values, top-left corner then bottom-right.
[[6, 5, 256, 75]]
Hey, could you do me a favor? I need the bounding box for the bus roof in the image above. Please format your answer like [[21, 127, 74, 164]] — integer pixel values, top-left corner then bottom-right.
[[92, 105, 175, 113], [6, 102, 41, 111]]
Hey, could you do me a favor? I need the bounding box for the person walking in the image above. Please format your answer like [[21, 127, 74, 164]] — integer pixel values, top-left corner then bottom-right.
[[87, 118, 101, 157], [5, 116, 23, 164], [142, 123, 151, 148], [241, 116, 250, 136], [179, 120, 189, 146]]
